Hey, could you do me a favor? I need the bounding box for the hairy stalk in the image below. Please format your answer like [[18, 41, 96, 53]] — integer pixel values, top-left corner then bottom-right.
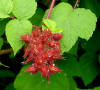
[[32, 25, 41, 29], [10, 16, 16, 19], [46, 0, 56, 19], [73, 0, 79, 9]]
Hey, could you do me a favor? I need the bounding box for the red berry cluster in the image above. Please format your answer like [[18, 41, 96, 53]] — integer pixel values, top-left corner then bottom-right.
[[21, 28, 63, 80]]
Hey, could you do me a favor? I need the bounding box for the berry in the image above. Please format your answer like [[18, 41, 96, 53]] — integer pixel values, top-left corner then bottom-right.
[[31, 29, 41, 37], [43, 30, 52, 37], [23, 45, 31, 58], [21, 28, 63, 81], [53, 33, 63, 41], [25, 64, 38, 74], [48, 40, 60, 48], [40, 65, 50, 80], [21, 34, 30, 43], [35, 56, 44, 65], [49, 64, 62, 74]]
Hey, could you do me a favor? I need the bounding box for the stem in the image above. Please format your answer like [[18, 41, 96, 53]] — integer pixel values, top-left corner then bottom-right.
[[0, 48, 13, 55], [32, 25, 41, 29], [10, 16, 16, 19], [46, 0, 56, 19], [73, 0, 79, 9]]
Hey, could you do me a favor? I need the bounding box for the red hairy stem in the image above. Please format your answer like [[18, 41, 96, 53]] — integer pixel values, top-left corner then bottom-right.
[[46, 0, 56, 19], [73, 0, 79, 9], [32, 25, 41, 30], [10, 16, 16, 19]]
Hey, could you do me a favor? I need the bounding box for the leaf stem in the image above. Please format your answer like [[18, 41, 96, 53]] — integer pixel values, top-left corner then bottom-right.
[[46, 0, 56, 19], [73, 0, 79, 9]]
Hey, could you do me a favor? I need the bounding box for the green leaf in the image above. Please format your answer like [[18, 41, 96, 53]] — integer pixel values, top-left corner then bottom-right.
[[79, 52, 100, 86], [6, 19, 32, 55], [56, 52, 100, 86], [94, 87, 100, 90], [43, 19, 56, 30], [29, 8, 44, 26], [98, 53, 100, 63], [79, 86, 100, 90], [0, 0, 13, 18], [0, 70, 15, 77], [60, 8, 97, 52], [76, 88, 93, 90], [61, 0, 68, 2], [80, 0, 100, 18], [49, 2, 73, 28], [5, 83, 15, 90], [12, 0, 37, 19], [46, 2, 97, 53], [14, 65, 76, 90], [0, 19, 9, 36], [43, 19, 63, 33], [68, 40, 78, 56], [80, 29, 100, 52], [56, 54, 80, 77], [0, 37, 3, 49]]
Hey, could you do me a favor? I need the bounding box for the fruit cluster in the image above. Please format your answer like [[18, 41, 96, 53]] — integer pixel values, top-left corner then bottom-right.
[[21, 28, 63, 80]]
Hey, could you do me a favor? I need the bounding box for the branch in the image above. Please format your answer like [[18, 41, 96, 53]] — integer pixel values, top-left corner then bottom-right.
[[0, 48, 13, 55], [46, 0, 56, 19], [73, 0, 79, 9]]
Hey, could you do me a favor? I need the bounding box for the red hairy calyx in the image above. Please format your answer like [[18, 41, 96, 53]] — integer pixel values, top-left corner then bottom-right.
[[21, 28, 63, 80]]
